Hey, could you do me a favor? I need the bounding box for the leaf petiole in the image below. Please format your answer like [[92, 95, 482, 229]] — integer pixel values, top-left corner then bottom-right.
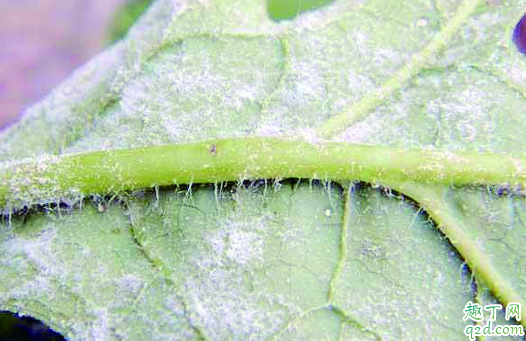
[[1, 137, 525, 210]]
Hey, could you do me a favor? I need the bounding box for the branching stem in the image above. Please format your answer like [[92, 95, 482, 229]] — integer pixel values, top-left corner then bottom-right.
[[318, 0, 483, 136], [387, 182, 526, 328]]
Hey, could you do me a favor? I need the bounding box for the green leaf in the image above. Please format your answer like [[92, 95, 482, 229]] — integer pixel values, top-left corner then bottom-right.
[[2, 0, 526, 339], [107, 0, 155, 44], [267, 0, 335, 21]]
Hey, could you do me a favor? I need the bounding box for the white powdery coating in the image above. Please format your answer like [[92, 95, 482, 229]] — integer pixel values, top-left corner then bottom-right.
[[226, 229, 264, 266], [336, 87, 417, 145], [88, 34, 284, 147], [1, 155, 86, 213], [3, 0, 526, 339], [177, 206, 303, 339], [330, 69, 377, 113], [3, 228, 60, 279], [338, 116, 385, 144], [6, 276, 52, 303], [507, 64, 526, 87], [429, 87, 490, 142], [184, 271, 295, 340], [74, 307, 111, 341], [115, 274, 143, 298], [206, 215, 269, 268]]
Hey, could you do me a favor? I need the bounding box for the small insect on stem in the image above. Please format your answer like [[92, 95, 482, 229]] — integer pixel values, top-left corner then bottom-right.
[[91, 195, 106, 213], [209, 144, 217, 155], [97, 202, 106, 213]]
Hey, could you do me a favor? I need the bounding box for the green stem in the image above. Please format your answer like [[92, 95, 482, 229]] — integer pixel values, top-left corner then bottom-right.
[[327, 182, 352, 303], [1, 137, 525, 209]]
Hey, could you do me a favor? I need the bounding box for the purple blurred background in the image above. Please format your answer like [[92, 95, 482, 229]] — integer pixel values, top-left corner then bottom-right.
[[0, 0, 128, 131]]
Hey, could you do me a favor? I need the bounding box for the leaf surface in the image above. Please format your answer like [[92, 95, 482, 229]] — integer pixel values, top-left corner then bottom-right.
[[1, 0, 526, 339]]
